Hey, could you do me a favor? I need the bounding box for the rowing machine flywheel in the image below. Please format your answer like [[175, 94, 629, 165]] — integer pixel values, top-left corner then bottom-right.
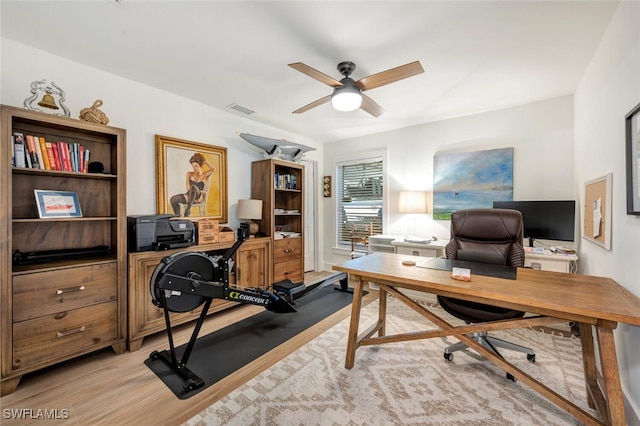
[[150, 251, 217, 313]]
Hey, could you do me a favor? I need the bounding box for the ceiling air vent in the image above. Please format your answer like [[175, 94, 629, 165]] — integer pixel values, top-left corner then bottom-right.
[[227, 103, 255, 115]]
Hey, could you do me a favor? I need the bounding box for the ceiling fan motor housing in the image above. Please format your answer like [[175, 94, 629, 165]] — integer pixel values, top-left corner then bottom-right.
[[337, 61, 356, 77]]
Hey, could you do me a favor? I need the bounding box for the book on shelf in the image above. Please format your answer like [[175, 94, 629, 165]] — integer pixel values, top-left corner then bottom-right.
[[45, 142, 58, 171], [274, 231, 301, 239], [37, 136, 51, 170], [12, 133, 26, 168], [51, 142, 62, 171], [33, 136, 45, 169], [24, 134, 40, 169], [273, 173, 297, 190]]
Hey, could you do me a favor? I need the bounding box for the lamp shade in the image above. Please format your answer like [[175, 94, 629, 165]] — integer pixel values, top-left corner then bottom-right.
[[237, 199, 263, 220], [331, 79, 362, 112], [398, 191, 429, 214]]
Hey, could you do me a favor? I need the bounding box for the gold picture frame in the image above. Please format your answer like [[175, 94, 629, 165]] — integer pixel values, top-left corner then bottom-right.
[[155, 135, 228, 222]]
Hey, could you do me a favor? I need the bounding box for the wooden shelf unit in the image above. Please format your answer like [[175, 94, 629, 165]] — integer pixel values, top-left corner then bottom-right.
[[0, 105, 127, 396], [251, 159, 304, 284]]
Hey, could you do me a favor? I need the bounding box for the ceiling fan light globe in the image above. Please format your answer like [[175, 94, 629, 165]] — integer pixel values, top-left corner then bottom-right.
[[331, 90, 362, 112]]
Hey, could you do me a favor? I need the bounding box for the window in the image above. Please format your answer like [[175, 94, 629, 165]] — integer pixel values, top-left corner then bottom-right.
[[336, 158, 384, 247]]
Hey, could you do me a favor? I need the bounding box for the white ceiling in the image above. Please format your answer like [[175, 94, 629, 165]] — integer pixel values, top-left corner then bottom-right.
[[1, 0, 618, 143]]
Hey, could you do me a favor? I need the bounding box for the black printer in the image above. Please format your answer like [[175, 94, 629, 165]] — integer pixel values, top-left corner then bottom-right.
[[128, 214, 195, 252]]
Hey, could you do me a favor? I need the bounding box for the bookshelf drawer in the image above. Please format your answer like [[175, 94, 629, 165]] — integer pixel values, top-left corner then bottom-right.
[[12, 301, 118, 371], [274, 259, 303, 283], [13, 262, 117, 322], [274, 238, 302, 263]]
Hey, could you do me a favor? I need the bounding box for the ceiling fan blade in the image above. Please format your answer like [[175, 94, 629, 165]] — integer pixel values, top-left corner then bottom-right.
[[288, 62, 343, 87], [360, 94, 385, 117], [292, 95, 331, 114], [356, 61, 424, 91]]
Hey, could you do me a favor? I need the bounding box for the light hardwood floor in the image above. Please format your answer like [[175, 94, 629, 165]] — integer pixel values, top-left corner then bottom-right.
[[0, 272, 373, 425]]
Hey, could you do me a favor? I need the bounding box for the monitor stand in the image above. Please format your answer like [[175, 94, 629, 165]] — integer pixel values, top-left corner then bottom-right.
[[528, 237, 535, 247]]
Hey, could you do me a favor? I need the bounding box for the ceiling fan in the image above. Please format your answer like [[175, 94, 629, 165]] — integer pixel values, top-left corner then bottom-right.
[[288, 60, 424, 117]]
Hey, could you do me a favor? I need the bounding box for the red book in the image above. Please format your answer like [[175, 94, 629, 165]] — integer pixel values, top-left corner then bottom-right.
[[51, 142, 62, 171], [64, 142, 73, 172]]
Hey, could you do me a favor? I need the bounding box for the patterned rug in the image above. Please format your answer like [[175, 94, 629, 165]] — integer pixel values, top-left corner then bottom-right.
[[184, 296, 597, 425]]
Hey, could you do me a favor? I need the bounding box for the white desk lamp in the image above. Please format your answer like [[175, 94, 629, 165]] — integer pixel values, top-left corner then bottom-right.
[[237, 199, 263, 237], [398, 190, 429, 243]]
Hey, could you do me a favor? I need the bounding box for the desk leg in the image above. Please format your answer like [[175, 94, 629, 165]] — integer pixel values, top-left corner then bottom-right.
[[345, 277, 365, 370], [580, 323, 598, 410], [580, 322, 626, 425], [378, 285, 387, 337], [597, 326, 625, 425]]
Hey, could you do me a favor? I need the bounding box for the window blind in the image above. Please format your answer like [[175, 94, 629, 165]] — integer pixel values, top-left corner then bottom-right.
[[337, 159, 383, 246]]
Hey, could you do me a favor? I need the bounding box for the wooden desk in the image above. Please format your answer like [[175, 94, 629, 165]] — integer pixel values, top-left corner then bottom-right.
[[333, 252, 640, 426]]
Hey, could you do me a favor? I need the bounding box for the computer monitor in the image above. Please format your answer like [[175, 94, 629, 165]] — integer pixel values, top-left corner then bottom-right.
[[492, 200, 576, 247]]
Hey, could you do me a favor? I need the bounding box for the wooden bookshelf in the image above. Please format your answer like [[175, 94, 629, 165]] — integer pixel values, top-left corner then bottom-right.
[[0, 105, 127, 396]]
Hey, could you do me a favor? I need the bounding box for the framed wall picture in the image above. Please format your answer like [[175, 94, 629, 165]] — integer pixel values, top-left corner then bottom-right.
[[34, 190, 82, 218], [155, 135, 228, 222], [625, 102, 640, 215], [583, 173, 612, 250], [433, 147, 513, 220]]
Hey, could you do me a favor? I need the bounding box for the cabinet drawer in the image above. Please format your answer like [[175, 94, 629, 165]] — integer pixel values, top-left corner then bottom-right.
[[274, 259, 303, 283], [274, 238, 302, 263], [12, 301, 118, 371], [396, 246, 440, 258], [13, 262, 117, 322]]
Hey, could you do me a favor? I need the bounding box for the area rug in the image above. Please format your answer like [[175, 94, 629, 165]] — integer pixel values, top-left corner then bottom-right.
[[184, 296, 598, 425], [145, 283, 356, 399]]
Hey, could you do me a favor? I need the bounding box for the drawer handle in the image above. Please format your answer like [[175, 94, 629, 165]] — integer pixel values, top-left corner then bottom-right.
[[56, 285, 86, 295], [57, 326, 86, 338], [284, 248, 295, 253]]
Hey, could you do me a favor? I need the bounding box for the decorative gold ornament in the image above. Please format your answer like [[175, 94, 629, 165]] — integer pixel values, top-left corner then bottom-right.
[[38, 91, 59, 109], [79, 99, 109, 125], [24, 79, 70, 117]]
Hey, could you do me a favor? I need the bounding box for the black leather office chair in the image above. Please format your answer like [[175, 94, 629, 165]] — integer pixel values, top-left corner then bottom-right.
[[437, 208, 535, 380]]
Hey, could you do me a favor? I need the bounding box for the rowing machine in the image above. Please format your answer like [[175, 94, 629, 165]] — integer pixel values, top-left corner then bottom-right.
[[148, 228, 295, 392]]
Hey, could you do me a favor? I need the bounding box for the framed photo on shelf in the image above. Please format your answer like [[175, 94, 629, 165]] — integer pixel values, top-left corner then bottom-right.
[[155, 135, 228, 222], [34, 190, 82, 218], [625, 102, 640, 215]]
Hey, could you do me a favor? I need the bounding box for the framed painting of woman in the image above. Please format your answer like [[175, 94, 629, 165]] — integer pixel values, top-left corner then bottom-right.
[[155, 135, 228, 222]]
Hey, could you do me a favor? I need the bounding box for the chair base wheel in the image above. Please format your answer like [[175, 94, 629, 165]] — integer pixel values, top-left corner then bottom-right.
[[507, 373, 517, 382], [444, 352, 454, 361], [527, 353, 535, 363]]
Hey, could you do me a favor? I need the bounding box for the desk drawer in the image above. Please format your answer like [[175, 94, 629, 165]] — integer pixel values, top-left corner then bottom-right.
[[13, 263, 117, 322], [12, 301, 118, 371], [274, 259, 303, 283], [274, 238, 302, 263], [395, 246, 439, 258]]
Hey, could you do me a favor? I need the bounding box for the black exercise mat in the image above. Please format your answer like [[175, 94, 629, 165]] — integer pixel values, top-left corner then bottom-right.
[[145, 284, 357, 399]]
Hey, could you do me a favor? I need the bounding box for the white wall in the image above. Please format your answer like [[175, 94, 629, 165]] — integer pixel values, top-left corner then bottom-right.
[[0, 39, 325, 255], [575, 2, 640, 423], [323, 96, 575, 267]]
